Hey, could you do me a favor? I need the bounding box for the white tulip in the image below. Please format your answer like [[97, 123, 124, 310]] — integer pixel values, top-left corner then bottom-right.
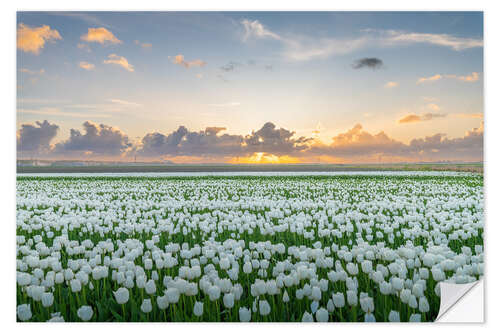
[[17, 304, 32, 321], [239, 307, 251, 322], [77, 305, 93, 321], [193, 301, 203, 317], [259, 300, 271, 316], [140, 298, 152, 313], [114, 288, 130, 304], [315, 308, 329, 322], [302, 311, 314, 322]]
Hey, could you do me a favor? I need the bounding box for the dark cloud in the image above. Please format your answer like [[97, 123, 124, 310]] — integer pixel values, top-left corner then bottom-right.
[[408, 122, 483, 159], [220, 61, 243, 72], [17, 120, 59, 152], [205, 127, 227, 135], [54, 121, 131, 155], [137, 122, 310, 157], [138, 126, 244, 157], [352, 57, 383, 70], [244, 122, 311, 155]]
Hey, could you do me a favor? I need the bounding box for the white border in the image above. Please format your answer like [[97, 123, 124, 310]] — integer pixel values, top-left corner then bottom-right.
[[3, 1, 498, 332]]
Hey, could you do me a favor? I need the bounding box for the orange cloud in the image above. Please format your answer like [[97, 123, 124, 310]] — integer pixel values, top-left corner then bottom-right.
[[426, 103, 441, 111], [103, 54, 134, 72], [398, 114, 421, 124], [456, 113, 483, 119], [446, 72, 480, 82], [384, 81, 399, 88], [417, 72, 480, 84], [17, 23, 61, 54], [20, 68, 45, 75], [170, 54, 206, 69], [134, 40, 152, 48], [79, 62, 95, 70], [81, 27, 121, 44], [416, 74, 442, 84], [77, 43, 91, 52], [398, 113, 446, 124]]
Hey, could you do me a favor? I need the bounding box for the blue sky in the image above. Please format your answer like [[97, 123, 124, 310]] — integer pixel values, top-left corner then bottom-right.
[[16, 12, 483, 162]]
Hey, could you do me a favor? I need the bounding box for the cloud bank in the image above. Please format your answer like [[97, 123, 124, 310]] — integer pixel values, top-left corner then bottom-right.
[[17, 120, 483, 162], [17, 120, 59, 152], [53, 121, 131, 156]]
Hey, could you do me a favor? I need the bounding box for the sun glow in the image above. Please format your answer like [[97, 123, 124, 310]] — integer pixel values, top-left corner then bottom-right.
[[229, 152, 302, 164]]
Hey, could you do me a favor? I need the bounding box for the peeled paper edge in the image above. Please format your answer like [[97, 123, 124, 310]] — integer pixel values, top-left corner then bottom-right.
[[435, 279, 483, 322]]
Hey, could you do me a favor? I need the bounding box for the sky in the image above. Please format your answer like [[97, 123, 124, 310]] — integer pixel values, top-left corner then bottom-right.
[[16, 11, 483, 163]]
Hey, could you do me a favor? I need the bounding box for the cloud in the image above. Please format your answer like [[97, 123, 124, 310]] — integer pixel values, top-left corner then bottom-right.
[[417, 74, 443, 84], [239, 20, 482, 63], [17, 23, 61, 54], [244, 122, 312, 155], [80, 27, 121, 44], [455, 113, 483, 119], [103, 54, 134, 72], [445, 72, 480, 82], [241, 19, 281, 41], [77, 43, 91, 52], [310, 124, 407, 158], [137, 122, 310, 157], [384, 81, 399, 88], [426, 103, 441, 111], [17, 120, 59, 152], [398, 113, 447, 124], [408, 122, 483, 160], [383, 30, 483, 51], [205, 127, 227, 135], [418, 72, 480, 84], [170, 54, 206, 69], [19, 120, 483, 162], [54, 121, 131, 155], [108, 99, 141, 107], [309, 122, 482, 161], [137, 126, 244, 157], [240, 19, 369, 62], [220, 61, 243, 72], [134, 40, 152, 48], [79, 61, 95, 71], [283, 36, 369, 62], [352, 57, 383, 70], [18, 107, 111, 118], [19, 68, 45, 75]]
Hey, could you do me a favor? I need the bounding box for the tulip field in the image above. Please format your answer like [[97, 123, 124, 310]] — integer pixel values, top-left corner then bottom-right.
[[16, 172, 484, 322]]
